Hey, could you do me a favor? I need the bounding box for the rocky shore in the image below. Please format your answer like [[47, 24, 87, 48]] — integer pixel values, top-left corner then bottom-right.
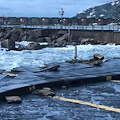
[[0, 27, 109, 51]]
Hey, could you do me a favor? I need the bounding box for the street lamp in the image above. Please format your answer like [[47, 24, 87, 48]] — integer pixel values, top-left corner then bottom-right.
[[98, 19, 101, 25], [59, 8, 64, 29], [20, 18, 24, 27], [20, 18, 24, 23], [41, 18, 45, 28], [81, 18, 84, 29]]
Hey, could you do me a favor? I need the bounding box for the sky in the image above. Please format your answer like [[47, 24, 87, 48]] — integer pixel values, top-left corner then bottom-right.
[[0, 0, 114, 17]]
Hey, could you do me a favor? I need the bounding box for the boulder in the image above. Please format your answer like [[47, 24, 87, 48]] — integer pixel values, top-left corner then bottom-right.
[[44, 37, 51, 43], [58, 30, 67, 36], [1, 39, 15, 50], [10, 33, 19, 41], [81, 38, 98, 45], [70, 35, 80, 42], [17, 45, 26, 51], [27, 35, 36, 42], [22, 34, 29, 41], [36, 37, 45, 42], [26, 42, 44, 50], [1, 39, 9, 48], [55, 33, 68, 47], [0, 32, 4, 39], [70, 42, 77, 46], [11, 27, 23, 34], [32, 29, 42, 38], [4, 32, 12, 39]]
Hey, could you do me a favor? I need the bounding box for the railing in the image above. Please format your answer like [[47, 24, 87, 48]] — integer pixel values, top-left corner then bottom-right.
[[0, 24, 120, 31]]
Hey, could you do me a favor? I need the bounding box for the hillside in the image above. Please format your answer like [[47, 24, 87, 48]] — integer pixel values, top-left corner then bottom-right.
[[75, 0, 120, 18]]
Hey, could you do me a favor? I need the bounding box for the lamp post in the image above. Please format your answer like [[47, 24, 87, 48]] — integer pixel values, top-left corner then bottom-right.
[[20, 18, 24, 27], [98, 19, 101, 25], [59, 8, 64, 29], [41, 18, 45, 28], [63, 18, 66, 29], [81, 18, 84, 30]]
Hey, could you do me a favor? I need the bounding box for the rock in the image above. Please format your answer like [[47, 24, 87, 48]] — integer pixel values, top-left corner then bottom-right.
[[70, 42, 77, 46], [4, 32, 12, 39], [94, 53, 104, 60], [44, 37, 51, 43], [5, 96, 21, 103], [10, 33, 19, 41], [36, 37, 45, 42], [32, 87, 55, 97], [26, 42, 44, 50], [27, 35, 36, 42], [55, 33, 68, 47], [1, 39, 9, 48], [22, 34, 29, 41], [81, 38, 98, 45], [58, 30, 67, 37], [32, 29, 42, 38], [11, 27, 23, 34], [70, 35, 79, 42], [1, 39, 15, 50], [17, 45, 26, 51], [0, 32, 4, 39]]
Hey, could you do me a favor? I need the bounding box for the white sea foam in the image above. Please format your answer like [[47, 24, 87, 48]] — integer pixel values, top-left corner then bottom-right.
[[0, 43, 120, 70]]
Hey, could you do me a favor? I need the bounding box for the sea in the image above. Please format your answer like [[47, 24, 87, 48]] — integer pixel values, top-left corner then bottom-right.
[[0, 41, 120, 70]]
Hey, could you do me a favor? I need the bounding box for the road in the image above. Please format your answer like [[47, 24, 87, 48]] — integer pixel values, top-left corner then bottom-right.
[[0, 80, 120, 120]]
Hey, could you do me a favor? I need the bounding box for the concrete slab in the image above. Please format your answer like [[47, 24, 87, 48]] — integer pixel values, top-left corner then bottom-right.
[[0, 58, 120, 99]]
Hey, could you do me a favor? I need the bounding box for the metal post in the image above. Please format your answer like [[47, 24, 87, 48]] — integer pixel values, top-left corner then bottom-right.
[[74, 45, 77, 61]]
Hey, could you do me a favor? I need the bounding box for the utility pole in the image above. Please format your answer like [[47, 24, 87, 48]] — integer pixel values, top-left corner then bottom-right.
[[59, 8, 64, 29]]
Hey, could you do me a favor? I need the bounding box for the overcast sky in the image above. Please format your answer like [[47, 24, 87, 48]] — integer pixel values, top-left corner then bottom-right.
[[0, 0, 114, 17]]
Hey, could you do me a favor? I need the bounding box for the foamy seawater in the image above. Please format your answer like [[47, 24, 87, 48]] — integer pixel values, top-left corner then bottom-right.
[[0, 42, 120, 70]]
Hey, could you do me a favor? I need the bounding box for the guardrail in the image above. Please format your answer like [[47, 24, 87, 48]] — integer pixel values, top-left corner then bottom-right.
[[0, 24, 120, 31]]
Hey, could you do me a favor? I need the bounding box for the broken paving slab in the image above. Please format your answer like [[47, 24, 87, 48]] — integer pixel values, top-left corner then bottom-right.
[[5, 96, 21, 103]]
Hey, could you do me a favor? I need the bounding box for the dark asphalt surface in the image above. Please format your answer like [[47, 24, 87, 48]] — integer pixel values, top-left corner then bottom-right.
[[0, 81, 120, 120], [1, 58, 120, 96]]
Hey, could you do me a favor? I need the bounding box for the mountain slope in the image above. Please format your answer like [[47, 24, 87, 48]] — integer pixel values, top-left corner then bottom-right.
[[75, 0, 120, 18]]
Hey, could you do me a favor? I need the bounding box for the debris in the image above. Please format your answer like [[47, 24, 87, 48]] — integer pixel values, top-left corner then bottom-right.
[[35, 65, 60, 72], [2, 70, 18, 77], [62, 86, 67, 89], [32, 87, 55, 97], [5, 96, 21, 103], [66, 53, 104, 66], [39, 64, 50, 69]]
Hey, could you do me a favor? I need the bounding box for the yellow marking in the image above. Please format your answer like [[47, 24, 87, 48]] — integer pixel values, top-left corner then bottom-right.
[[53, 96, 120, 113], [106, 76, 112, 81], [29, 85, 36, 91]]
